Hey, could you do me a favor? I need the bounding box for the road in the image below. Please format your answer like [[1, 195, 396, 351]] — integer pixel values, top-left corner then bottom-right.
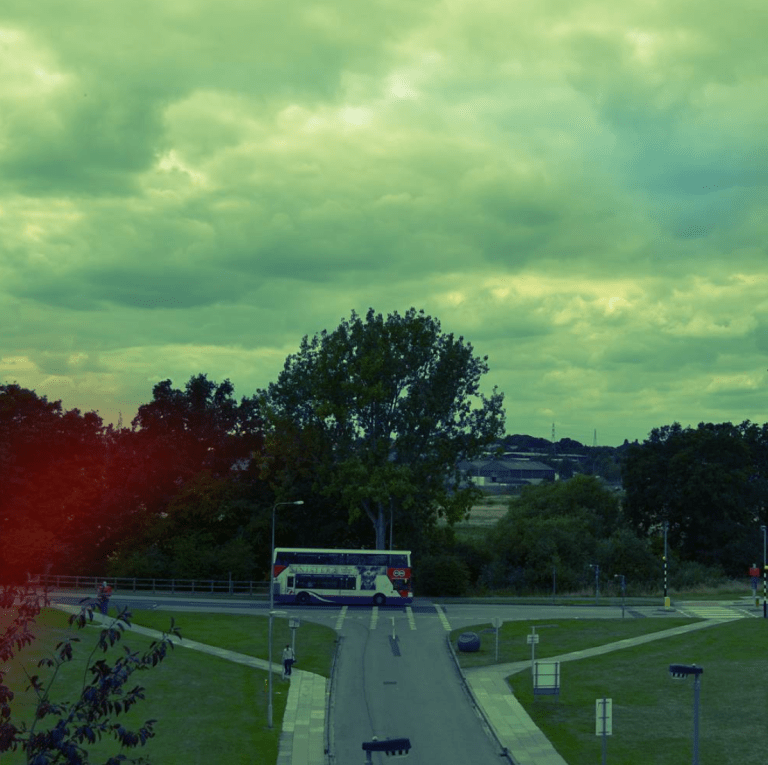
[[51, 593, 751, 765], [330, 606, 501, 765]]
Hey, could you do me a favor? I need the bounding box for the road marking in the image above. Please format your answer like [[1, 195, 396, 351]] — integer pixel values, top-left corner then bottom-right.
[[435, 604, 452, 631], [406, 606, 416, 630], [678, 605, 742, 620], [334, 605, 347, 631], [370, 606, 378, 631]]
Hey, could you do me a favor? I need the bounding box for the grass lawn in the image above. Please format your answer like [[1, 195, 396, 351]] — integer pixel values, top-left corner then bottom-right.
[[2, 606, 337, 765], [454, 617, 767, 765], [451, 617, 701, 668], [511, 619, 768, 765]]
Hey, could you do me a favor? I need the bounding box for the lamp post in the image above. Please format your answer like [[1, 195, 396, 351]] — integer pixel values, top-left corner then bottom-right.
[[614, 574, 626, 618], [761, 525, 767, 618], [267, 499, 303, 729], [663, 520, 669, 608], [669, 663, 703, 765]]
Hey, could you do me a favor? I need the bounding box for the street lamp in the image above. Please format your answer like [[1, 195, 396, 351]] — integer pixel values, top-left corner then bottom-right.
[[267, 499, 303, 729], [614, 574, 626, 618], [590, 564, 600, 603], [663, 520, 670, 609], [761, 525, 767, 618], [669, 663, 703, 765]]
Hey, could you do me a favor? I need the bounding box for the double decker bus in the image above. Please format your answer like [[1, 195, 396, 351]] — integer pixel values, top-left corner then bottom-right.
[[272, 547, 412, 606]]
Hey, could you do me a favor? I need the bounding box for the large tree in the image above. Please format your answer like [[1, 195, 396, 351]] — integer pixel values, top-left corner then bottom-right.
[[259, 308, 505, 550], [0, 384, 110, 581], [621, 421, 766, 574]]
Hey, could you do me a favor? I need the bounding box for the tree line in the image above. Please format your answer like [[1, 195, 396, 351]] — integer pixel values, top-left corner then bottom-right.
[[2, 307, 766, 592], [419, 421, 768, 596], [0, 308, 504, 584]]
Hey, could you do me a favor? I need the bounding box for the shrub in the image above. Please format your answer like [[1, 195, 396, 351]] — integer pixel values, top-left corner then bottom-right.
[[415, 554, 470, 596]]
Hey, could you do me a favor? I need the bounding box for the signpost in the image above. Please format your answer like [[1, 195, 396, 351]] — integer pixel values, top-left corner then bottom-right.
[[527, 629, 540, 672], [491, 617, 503, 662], [596, 697, 612, 765], [289, 617, 301, 655]]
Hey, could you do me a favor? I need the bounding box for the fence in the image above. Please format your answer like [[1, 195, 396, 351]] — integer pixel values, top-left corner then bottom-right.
[[32, 574, 270, 597]]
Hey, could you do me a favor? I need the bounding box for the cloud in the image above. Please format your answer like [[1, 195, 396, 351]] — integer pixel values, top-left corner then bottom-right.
[[1, 0, 767, 445]]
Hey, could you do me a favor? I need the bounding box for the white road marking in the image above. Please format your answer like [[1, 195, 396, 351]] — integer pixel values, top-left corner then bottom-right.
[[334, 605, 347, 631], [435, 604, 452, 631], [370, 606, 378, 631], [677, 604, 742, 620], [406, 606, 416, 630]]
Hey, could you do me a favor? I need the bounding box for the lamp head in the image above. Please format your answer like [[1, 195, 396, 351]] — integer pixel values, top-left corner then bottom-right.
[[669, 663, 703, 679]]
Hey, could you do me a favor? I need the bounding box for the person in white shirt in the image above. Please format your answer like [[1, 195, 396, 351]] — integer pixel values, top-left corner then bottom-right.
[[282, 644, 295, 679]]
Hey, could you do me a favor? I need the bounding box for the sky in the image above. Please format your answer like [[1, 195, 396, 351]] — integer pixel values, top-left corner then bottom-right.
[[1, 0, 767, 447]]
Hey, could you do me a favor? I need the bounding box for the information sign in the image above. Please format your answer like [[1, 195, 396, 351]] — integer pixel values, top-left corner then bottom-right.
[[533, 661, 560, 696], [595, 698, 613, 736]]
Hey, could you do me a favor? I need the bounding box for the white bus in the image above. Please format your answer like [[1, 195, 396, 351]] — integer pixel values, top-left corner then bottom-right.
[[272, 547, 413, 606]]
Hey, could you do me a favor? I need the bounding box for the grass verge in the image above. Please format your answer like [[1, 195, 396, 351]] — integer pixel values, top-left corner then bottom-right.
[[509, 619, 767, 765], [451, 617, 700, 668], [3, 606, 336, 764]]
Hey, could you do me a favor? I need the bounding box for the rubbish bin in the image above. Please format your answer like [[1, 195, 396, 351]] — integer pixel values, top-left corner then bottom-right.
[[457, 631, 481, 652]]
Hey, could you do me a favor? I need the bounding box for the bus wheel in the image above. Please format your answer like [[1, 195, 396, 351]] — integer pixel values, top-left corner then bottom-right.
[[296, 592, 311, 605], [373, 594, 386, 607]]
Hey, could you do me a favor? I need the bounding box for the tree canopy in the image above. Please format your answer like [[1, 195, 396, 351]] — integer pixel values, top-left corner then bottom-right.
[[259, 308, 505, 550], [621, 421, 768, 575], [485, 474, 647, 592]]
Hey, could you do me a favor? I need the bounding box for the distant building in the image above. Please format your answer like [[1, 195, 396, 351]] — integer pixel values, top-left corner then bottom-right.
[[458, 458, 556, 489]]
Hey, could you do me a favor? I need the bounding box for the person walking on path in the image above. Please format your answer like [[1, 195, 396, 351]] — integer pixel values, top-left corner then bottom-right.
[[282, 644, 295, 680], [96, 581, 113, 615]]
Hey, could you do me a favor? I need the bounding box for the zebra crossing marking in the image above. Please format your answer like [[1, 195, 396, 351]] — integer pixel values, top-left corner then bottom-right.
[[370, 606, 378, 631], [334, 605, 347, 631], [435, 604, 452, 631], [406, 606, 417, 630], [678, 604, 742, 620]]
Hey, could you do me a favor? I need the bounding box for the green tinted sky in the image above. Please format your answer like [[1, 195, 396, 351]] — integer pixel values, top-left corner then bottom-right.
[[2, 0, 767, 446]]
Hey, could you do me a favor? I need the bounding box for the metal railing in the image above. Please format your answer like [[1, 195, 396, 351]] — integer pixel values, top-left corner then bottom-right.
[[32, 574, 269, 597]]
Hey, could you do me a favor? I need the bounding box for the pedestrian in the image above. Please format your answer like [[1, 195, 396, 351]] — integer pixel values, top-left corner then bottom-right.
[[97, 581, 113, 615], [282, 644, 295, 679]]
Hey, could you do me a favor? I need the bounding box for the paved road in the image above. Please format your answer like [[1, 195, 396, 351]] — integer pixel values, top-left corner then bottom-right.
[[330, 608, 502, 765]]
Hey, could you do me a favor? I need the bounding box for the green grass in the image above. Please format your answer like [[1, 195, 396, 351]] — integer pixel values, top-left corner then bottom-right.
[[2, 606, 337, 764], [129, 608, 337, 678], [451, 617, 701, 668], [509, 619, 767, 765], [452, 616, 768, 765]]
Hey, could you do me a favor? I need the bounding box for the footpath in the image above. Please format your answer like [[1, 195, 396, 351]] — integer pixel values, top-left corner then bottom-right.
[[52, 602, 742, 765]]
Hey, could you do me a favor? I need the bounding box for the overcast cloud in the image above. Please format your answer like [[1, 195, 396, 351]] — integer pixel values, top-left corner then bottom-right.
[[2, 0, 767, 446]]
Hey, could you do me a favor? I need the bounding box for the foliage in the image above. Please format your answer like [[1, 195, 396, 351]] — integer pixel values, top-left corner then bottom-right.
[[621, 421, 768, 575], [415, 554, 471, 596], [259, 307, 505, 551], [0, 385, 110, 581], [0, 376, 267, 582], [0, 584, 180, 763], [106, 472, 261, 580], [484, 475, 652, 592]]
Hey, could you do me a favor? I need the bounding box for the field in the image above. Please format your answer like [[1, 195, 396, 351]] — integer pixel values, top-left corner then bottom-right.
[[1, 606, 337, 765], [454, 617, 768, 765]]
